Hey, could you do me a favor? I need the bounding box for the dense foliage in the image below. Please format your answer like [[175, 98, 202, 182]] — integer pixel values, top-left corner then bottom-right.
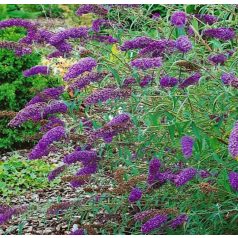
[[1, 4, 238, 235]]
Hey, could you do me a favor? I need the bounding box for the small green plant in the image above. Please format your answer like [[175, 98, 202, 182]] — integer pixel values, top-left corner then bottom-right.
[[0, 155, 59, 199]]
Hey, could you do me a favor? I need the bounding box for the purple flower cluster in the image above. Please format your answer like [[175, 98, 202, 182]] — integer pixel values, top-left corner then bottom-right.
[[26, 86, 64, 106], [179, 72, 201, 89], [229, 171, 238, 191], [8, 100, 67, 127], [122, 77, 136, 87], [160, 76, 178, 88], [151, 12, 161, 19], [42, 100, 68, 117], [91, 18, 111, 32], [23, 66, 50, 77], [221, 72, 238, 88], [63, 150, 98, 165], [49, 27, 88, 46], [64, 57, 97, 81], [70, 228, 85, 235], [128, 187, 143, 203], [208, 53, 227, 65], [203, 28, 235, 41], [0, 41, 32, 56], [140, 75, 154, 87], [84, 87, 131, 106], [90, 113, 132, 143], [48, 165, 66, 181], [194, 14, 218, 25], [171, 11, 187, 27], [176, 36, 192, 53], [141, 214, 168, 234], [138, 39, 176, 57], [29, 126, 66, 160], [181, 136, 194, 159], [174, 168, 196, 187], [131, 57, 163, 70], [68, 72, 106, 91], [120, 36, 155, 51], [0, 205, 27, 225], [76, 4, 108, 16], [170, 214, 188, 229], [8, 102, 46, 127], [199, 170, 211, 178], [147, 158, 170, 185], [228, 122, 238, 158]]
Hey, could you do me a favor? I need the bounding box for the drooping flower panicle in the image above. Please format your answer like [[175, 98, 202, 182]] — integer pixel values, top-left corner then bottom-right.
[[181, 136, 194, 158], [64, 57, 97, 81], [171, 11, 187, 27], [131, 57, 163, 70], [23, 66, 50, 77], [128, 187, 143, 203]]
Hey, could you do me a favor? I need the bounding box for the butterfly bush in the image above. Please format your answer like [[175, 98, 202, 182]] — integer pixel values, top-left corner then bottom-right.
[[23, 65, 50, 77], [3, 4, 238, 235], [128, 187, 143, 202], [64, 57, 97, 81]]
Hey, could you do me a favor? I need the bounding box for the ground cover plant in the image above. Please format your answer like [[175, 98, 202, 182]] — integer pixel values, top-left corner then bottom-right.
[[0, 4, 238, 235]]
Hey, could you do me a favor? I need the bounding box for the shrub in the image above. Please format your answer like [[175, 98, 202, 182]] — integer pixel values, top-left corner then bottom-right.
[[2, 4, 238, 235]]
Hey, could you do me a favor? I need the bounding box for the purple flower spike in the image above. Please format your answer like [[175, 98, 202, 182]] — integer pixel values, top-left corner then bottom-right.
[[181, 136, 194, 158], [199, 170, 211, 178], [203, 28, 235, 41], [23, 66, 50, 77], [160, 76, 178, 88], [120, 36, 154, 51], [149, 158, 161, 175], [140, 75, 154, 87], [91, 18, 111, 32], [171, 11, 187, 27], [170, 214, 188, 229], [176, 36, 192, 53], [48, 165, 66, 181], [63, 150, 98, 165], [174, 168, 196, 187], [28, 126, 66, 160], [49, 27, 88, 45], [70, 228, 85, 235], [76, 4, 108, 16], [76, 163, 98, 176], [129, 187, 142, 203], [194, 14, 218, 25], [123, 77, 136, 87], [84, 87, 131, 106], [179, 72, 201, 89], [229, 171, 238, 191], [26, 86, 64, 106], [141, 214, 168, 234], [64, 57, 97, 81], [68, 72, 106, 91], [228, 122, 238, 158], [151, 12, 161, 19], [131, 57, 162, 70], [221, 73, 238, 87], [208, 53, 227, 65]]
